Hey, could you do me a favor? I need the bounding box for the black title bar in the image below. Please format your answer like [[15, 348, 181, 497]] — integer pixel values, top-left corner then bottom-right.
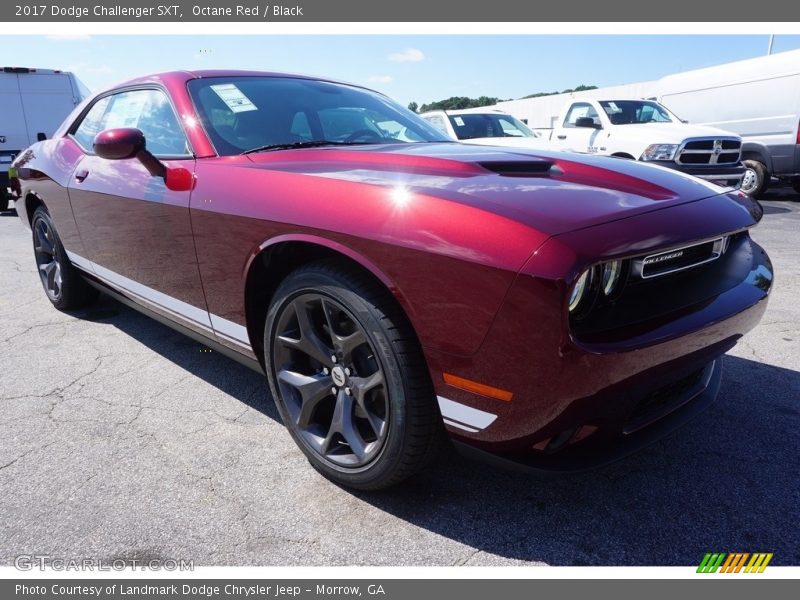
[[3, 0, 799, 21]]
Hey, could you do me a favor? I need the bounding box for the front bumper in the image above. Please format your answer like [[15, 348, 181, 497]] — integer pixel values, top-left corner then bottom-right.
[[427, 194, 772, 472], [648, 160, 745, 188]]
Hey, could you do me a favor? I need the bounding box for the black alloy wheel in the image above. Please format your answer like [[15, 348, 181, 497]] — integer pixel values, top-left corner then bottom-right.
[[264, 261, 442, 490], [30, 207, 97, 310]]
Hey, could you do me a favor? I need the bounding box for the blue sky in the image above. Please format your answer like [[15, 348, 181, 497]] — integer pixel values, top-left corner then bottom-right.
[[5, 35, 800, 105]]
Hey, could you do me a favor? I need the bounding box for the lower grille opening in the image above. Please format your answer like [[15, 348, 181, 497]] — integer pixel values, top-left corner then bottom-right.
[[624, 366, 708, 434]]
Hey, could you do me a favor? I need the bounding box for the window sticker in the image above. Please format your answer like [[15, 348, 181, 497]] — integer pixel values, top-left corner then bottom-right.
[[210, 83, 258, 113], [571, 106, 589, 119], [106, 94, 147, 129], [606, 102, 622, 113], [454, 117, 465, 126]]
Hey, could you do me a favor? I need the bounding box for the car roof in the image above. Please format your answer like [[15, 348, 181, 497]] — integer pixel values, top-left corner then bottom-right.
[[109, 69, 371, 92]]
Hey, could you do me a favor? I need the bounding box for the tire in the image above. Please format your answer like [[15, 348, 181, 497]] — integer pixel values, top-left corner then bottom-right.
[[790, 178, 800, 197], [741, 160, 769, 198], [0, 187, 9, 212], [264, 260, 442, 490], [31, 207, 98, 310]]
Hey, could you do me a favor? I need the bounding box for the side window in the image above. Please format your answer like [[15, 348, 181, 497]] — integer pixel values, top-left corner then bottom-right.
[[563, 103, 600, 128], [424, 115, 447, 134], [103, 89, 190, 157], [72, 96, 112, 150]]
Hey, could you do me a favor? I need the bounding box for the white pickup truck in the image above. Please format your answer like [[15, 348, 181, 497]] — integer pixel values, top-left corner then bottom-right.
[[547, 99, 745, 188]]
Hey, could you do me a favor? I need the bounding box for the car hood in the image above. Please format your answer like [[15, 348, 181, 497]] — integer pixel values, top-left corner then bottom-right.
[[608, 122, 740, 144], [244, 142, 728, 236]]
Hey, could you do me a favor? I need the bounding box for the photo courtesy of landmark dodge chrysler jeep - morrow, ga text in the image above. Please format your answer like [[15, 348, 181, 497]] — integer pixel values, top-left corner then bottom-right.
[[11, 70, 772, 489]]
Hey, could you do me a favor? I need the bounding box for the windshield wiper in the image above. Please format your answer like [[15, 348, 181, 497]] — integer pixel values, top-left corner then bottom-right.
[[241, 140, 376, 155]]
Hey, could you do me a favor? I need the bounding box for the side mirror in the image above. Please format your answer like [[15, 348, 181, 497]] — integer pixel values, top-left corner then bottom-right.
[[37, 132, 47, 142], [575, 117, 601, 129], [93, 128, 193, 192], [94, 127, 144, 160]]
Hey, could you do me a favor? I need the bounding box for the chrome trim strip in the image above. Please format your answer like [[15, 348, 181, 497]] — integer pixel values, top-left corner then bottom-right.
[[66, 250, 212, 328], [210, 314, 250, 345], [65, 250, 93, 272], [437, 396, 497, 431], [443, 418, 480, 433]]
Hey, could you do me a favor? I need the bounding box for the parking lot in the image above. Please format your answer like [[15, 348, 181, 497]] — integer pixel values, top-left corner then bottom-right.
[[0, 189, 798, 567]]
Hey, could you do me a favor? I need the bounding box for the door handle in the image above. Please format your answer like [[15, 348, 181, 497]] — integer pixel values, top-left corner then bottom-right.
[[556, 135, 567, 140], [74, 169, 89, 183]]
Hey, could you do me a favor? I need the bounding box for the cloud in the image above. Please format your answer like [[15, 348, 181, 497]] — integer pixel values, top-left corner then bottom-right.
[[46, 34, 91, 41], [64, 63, 114, 76], [388, 48, 425, 63], [368, 75, 393, 84]]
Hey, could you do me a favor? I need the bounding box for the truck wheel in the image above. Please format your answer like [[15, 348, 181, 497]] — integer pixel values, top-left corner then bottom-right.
[[741, 160, 769, 198], [790, 178, 800, 198]]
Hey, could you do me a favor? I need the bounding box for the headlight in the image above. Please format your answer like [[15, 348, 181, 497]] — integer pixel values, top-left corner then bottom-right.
[[568, 269, 591, 312], [641, 144, 679, 161], [601, 260, 622, 296]]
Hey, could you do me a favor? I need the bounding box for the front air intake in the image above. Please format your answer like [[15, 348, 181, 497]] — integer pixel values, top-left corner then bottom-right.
[[479, 161, 554, 177]]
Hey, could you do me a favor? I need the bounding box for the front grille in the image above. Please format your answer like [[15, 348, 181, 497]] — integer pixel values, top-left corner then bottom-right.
[[636, 237, 726, 279], [676, 138, 741, 165], [624, 367, 706, 434]]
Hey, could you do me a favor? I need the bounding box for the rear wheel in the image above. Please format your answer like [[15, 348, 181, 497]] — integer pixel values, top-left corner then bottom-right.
[[741, 160, 769, 198], [790, 177, 800, 197], [31, 207, 98, 310], [264, 260, 441, 490]]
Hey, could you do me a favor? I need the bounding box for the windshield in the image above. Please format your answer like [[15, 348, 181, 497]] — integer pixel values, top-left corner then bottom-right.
[[446, 113, 538, 140], [187, 76, 450, 155], [598, 100, 674, 125]]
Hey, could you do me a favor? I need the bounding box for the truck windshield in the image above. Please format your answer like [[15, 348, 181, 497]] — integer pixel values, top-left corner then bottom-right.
[[187, 76, 450, 155], [599, 100, 674, 125], [447, 113, 538, 140]]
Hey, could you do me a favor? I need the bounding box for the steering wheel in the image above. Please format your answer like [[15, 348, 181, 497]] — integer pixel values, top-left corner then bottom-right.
[[344, 129, 383, 143]]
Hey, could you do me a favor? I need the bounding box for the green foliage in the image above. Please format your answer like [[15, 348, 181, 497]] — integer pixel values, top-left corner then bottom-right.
[[418, 96, 506, 112], [521, 84, 598, 99], [407, 101, 419, 113]]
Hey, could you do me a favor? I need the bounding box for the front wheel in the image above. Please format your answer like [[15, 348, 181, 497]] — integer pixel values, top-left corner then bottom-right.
[[741, 160, 769, 198], [264, 261, 442, 490]]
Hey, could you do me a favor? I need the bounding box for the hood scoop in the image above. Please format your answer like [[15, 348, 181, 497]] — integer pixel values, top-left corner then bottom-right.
[[479, 160, 555, 177]]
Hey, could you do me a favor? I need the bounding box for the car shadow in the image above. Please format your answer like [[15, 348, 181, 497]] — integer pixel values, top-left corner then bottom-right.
[[74, 296, 799, 566]]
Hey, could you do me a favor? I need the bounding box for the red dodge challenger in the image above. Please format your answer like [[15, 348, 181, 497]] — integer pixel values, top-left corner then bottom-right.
[[11, 71, 772, 489]]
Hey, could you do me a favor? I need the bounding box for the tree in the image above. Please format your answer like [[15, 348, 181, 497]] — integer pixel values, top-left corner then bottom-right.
[[418, 96, 506, 112], [407, 101, 419, 113], [522, 84, 597, 99]]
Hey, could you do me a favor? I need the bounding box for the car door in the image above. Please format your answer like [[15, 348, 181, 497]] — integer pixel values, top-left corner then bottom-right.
[[553, 102, 603, 153], [67, 87, 211, 334]]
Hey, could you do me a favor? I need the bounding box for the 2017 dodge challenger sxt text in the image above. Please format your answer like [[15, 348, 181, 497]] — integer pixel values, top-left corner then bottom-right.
[[11, 71, 772, 489]]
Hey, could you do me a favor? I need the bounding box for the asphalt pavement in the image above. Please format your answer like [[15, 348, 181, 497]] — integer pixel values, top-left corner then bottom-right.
[[0, 188, 798, 566]]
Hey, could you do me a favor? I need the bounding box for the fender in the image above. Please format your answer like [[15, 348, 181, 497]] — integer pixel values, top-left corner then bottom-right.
[[244, 232, 419, 324], [741, 142, 774, 172]]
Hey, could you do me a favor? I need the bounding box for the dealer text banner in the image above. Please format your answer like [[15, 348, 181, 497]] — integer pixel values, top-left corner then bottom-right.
[[3, 0, 799, 21], [5, 580, 796, 600]]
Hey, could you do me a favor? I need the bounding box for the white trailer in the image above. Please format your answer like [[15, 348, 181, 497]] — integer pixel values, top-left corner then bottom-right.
[[1, 67, 89, 210], [656, 49, 800, 196]]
